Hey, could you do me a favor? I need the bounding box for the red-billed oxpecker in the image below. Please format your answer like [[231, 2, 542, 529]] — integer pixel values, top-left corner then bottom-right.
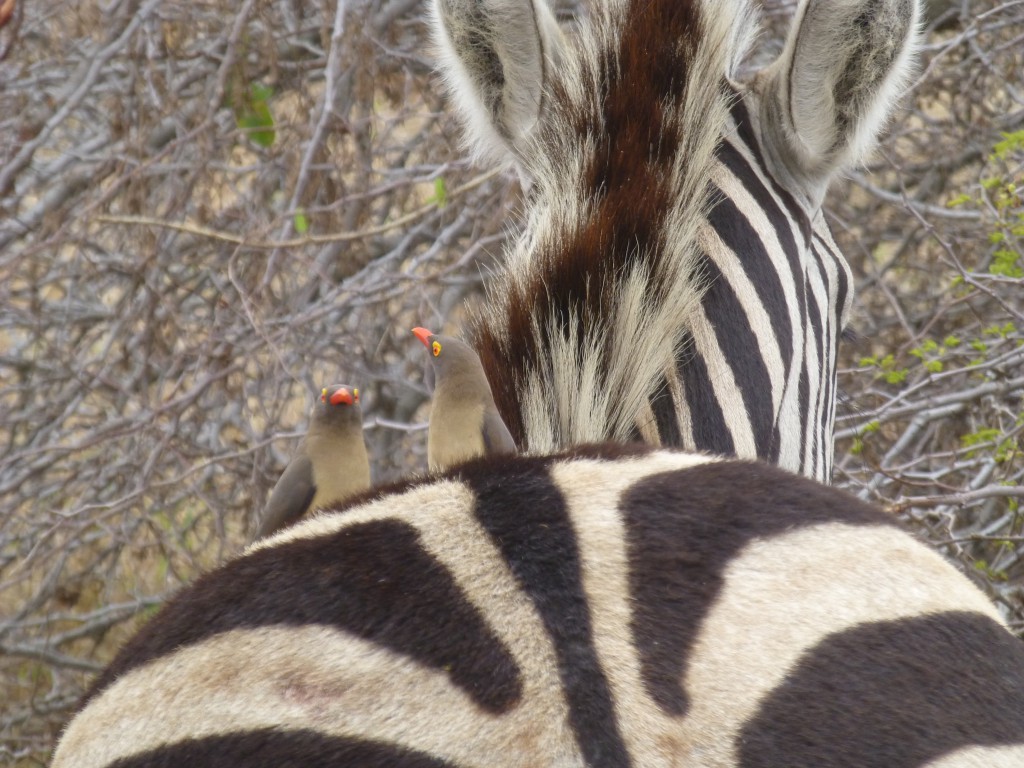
[[412, 327, 516, 471], [254, 384, 370, 541]]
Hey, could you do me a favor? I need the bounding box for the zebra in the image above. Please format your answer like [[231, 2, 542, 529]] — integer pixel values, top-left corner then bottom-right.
[[434, 0, 921, 481], [52, 2, 1024, 766], [52, 447, 1024, 767]]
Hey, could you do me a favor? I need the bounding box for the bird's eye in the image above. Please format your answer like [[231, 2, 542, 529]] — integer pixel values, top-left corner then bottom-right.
[[432, 341, 441, 357], [320, 387, 328, 403]]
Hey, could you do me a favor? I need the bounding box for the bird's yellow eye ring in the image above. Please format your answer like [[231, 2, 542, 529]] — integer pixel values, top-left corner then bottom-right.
[[320, 387, 328, 403], [431, 341, 441, 357]]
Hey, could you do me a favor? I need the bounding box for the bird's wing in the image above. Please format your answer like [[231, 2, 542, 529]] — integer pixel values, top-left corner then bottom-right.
[[256, 453, 316, 540], [482, 406, 517, 455]]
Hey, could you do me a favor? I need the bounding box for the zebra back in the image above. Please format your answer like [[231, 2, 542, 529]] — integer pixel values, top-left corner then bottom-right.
[[53, 448, 1024, 767], [431, 0, 921, 480]]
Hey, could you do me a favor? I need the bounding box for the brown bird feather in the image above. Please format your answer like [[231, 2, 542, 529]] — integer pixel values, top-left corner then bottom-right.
[[254, 384, 370, 540], [413, 327, 517, 471]]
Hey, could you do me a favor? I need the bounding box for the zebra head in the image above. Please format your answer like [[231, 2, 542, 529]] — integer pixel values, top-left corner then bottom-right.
[[432, 0, 921, 481]]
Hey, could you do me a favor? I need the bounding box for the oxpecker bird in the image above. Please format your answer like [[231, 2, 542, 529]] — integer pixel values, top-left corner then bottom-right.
[[412, 327, 517, 471], [254, 384, 370, 540]]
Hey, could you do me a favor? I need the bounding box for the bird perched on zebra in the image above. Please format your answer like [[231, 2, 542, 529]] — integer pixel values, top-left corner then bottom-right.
[[413, 326, 516, 471], [253, 384, 370, 541], [52, 447, 1024, 767], [432, 0, 922, 481]]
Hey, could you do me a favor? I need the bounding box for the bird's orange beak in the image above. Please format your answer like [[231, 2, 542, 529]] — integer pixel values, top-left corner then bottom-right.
[[329, 387, 354, 406], [411, 327, 434, 348]]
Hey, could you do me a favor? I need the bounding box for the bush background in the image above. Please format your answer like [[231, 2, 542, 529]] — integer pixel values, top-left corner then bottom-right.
[[1, 0, 1022, 763]]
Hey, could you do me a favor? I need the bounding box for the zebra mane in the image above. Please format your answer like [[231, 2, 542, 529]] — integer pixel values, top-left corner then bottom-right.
[[469, 0, 759, 452]]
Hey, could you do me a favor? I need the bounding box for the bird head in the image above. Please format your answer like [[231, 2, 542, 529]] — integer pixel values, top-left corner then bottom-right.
[[312, 384, 363, 431], [411, 327, 439, 392], [411, 327, 462, 375], [412, 327, 441, 356], [411, 327, 492, 392], [322, 385, 358, 406]]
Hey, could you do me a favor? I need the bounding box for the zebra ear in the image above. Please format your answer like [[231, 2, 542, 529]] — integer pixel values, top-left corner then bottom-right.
[[759, 0, 921, 192], [431, 0, 564, 169]]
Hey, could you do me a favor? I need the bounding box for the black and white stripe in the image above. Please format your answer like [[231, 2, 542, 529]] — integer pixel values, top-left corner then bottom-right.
[[53, 448, 1024, 767], [679, 95, 854, 479], [432, 0, 920, 481]]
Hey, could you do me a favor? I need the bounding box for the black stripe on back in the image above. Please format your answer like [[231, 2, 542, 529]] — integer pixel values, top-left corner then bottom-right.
[[108, 729, 459, 768], [804, 273, 825, 476], [622, 461, 891, 715], [813, 232, 847, 466], [707, 161, 795, 371], [739, 612, 1024, 768], [692, 253, 774, 457], [649, 371, 683, 445], [813, 230, 850, 338], [86, 519, 522, 713], [456, 455, 632, 768], [677, 336, 735, 457], [796, 355, 811, 474], [728, 96, 811, 244], [766, 423, 782, 465]]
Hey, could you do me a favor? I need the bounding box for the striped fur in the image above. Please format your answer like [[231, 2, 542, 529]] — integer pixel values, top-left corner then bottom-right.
[[432, 0, 920, 480], [53, 448, 1024, 767]]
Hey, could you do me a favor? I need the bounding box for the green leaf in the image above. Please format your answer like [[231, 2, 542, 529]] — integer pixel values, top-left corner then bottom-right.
[[884, 369, 908, 384], [943, 335, 961, 348], [946, 192, 972, 208], [991, 249, 1023, 278], [237, 82, 276, 148], [995, 439, 1019, 463], [924, 359, 943, 373], [250, 82, 274, 102], [985, 322, 1018, 338], [972, 558, 1008, 580], [423, 177, 449, 207], [294, 210, 309, 235], [961, 428, 1001, 448], [991, 129, 1024, 161], [911, 340, 939, 358], [239, 112, 275, 148]]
